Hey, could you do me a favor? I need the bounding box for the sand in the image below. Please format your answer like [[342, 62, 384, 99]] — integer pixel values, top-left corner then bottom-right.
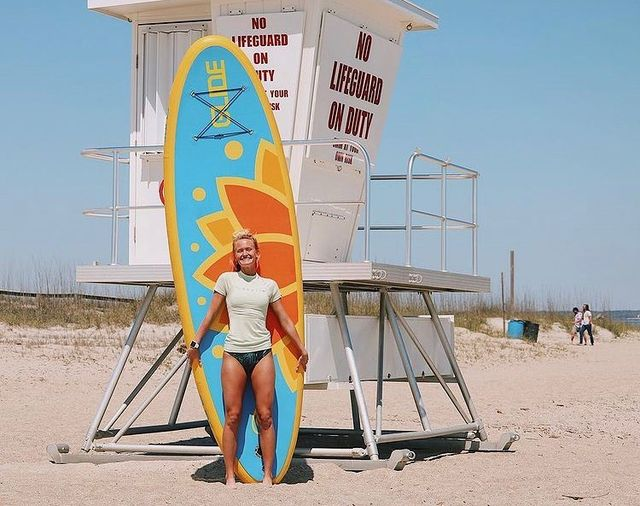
[[1, 321, 639, 505]]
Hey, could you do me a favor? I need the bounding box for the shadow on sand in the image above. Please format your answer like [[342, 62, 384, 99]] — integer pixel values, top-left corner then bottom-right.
[[191, 459, 314, 484]]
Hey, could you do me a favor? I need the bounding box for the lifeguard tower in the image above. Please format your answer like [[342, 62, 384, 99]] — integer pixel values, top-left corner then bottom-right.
[[49, 0, 518, 470]]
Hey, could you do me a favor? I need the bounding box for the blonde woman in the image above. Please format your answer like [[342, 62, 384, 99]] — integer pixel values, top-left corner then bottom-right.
[[187, 229, 308, 487]]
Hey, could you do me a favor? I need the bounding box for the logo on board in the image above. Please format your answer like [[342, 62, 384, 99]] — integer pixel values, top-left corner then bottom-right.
[[205, 60, 231, 128]]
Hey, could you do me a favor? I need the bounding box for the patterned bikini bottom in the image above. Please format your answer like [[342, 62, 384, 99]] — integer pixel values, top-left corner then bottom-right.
[[225, 348, 272, 376]]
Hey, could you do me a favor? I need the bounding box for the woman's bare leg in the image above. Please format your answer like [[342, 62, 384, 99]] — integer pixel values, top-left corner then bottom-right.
[[251, 352, 276, 485], [221, 353, 248, 488]]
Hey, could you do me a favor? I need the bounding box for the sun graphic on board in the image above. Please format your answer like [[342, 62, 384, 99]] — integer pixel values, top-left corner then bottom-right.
[[192, 139, 303, 391]]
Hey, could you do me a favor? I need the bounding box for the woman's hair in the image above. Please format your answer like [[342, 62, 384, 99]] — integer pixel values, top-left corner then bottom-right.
[[583, 303, 590, 311], [232, 229, 259, 248], [231, 229, 259, 271], [572, 307, 579, 313]]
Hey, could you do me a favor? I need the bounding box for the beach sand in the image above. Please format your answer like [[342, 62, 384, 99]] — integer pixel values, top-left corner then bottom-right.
[[1, 321, 639, 505]]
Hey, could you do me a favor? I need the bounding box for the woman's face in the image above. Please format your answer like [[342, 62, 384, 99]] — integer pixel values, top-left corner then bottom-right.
[[234, 238, 259, 271]]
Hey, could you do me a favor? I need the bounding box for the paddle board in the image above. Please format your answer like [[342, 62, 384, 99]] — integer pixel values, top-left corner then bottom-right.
[[164, 35, 304, 484]]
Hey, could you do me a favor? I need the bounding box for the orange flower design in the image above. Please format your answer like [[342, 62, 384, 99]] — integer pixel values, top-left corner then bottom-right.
[[194, 139, 303, 391]]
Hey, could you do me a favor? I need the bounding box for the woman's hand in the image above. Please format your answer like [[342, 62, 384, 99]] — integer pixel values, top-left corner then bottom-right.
[[186, 292, 225, 365], [296, 348, 309, 373], [186, 345, 201, 363], [270, 299, 308, 373]]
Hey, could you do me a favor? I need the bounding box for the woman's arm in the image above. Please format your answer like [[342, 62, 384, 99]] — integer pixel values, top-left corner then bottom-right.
[[270, 298, 309, 372], [187, 292, 225, 360]]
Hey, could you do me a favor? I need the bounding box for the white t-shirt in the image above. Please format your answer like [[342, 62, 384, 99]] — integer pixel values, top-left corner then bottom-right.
[[582, 310, 592, 325], [214, 271, 281, 353]]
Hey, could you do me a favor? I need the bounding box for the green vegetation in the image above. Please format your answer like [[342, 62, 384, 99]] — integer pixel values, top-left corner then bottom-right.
[[592, 314, 630, 338], [0, 288, 634, 338], [303, 292, 635, 338], [0, 291, 178, 328]]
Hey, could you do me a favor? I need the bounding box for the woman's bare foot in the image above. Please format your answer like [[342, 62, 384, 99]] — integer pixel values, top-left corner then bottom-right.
[[262, 475, 273, 487], [225, 476, 237, 489]]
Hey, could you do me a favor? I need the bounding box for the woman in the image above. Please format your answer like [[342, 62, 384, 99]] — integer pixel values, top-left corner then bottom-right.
[[580, 303, 594, 345], [187, 229, 308, 487]]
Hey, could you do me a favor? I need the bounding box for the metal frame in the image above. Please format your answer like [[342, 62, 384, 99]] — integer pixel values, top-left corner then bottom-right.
[[81, 142, 478, 273], [50, 279, 517, 471], [76, 260, 491, 294], [58, 138, 516, 471], [402, 151, 478, 273]]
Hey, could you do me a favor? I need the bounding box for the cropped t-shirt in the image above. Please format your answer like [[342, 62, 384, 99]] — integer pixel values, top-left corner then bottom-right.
[[214, 271, 282, 353]]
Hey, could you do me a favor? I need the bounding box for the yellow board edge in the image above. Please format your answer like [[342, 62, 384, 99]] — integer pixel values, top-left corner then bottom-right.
[[164, 35, 304, 484]]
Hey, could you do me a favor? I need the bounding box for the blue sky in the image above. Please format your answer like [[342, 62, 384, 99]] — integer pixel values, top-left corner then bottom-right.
[[0, 1, 638, 308]]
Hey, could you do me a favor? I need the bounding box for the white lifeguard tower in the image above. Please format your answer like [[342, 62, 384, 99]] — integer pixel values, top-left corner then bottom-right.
[[49, 0, 518, 470]]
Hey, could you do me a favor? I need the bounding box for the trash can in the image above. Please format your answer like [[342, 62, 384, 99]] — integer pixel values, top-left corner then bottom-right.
[[523, 321, 539, 342], [507, 320, 525, 338]]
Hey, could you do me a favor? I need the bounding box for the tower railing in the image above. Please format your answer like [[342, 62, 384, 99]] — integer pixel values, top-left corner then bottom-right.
[[81, 143, 478, 274], [367, 151, 478, 274]]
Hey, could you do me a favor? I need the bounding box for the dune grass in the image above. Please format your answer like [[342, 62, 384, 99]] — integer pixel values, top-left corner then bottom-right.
[[0, 291, 179, 328], [0, 282, 634, 338]]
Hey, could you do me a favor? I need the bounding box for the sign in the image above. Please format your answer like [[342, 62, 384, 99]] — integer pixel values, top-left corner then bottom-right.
[[309, 13, 402, 170], [217, 12, 305, 140]]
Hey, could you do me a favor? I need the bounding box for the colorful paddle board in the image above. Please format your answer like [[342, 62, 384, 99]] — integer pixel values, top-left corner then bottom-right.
[[164, 35, 304, 484]]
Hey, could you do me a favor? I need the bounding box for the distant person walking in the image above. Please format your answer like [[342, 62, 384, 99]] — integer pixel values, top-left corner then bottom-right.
[[579, 303, 594, 345], [572, 307, 583, 343]]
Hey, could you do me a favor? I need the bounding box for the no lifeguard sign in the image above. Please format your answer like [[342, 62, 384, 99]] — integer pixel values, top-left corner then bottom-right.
[[309, 12, 402, 168], [217, 11, 305, 140]]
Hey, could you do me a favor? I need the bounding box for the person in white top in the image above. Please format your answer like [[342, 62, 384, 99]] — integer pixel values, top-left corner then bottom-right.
[[579, 303, 594, 345], [188, 229, 308, 487]]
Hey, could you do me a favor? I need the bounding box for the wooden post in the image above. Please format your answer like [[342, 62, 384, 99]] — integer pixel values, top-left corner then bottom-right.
[[509, 250, 515, 312], [501, 272, 506, 337]]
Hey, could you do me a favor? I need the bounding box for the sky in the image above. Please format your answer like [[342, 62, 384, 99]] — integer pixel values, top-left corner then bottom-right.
[[0, 1, 638, 308]]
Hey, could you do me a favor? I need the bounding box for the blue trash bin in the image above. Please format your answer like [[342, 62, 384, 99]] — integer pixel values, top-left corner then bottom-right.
[[507, 320, 525, 338]]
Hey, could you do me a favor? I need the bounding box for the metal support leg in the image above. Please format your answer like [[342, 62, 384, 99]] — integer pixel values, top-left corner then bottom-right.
[[169, 359, 191, 425], [388, 296, 471, 423], [113, 355, 188, 443], [384, 297, 431, 431], [329, 283, 379, 460], [421, 291, 487, 440], [82, 285, 158, 451], [103, 329, 184, 431], [341, 290, 361, 432], [375, 290, 386, 437]]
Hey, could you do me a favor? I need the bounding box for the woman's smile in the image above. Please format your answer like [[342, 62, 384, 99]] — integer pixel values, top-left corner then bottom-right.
[[234, 238, 259, 272]]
